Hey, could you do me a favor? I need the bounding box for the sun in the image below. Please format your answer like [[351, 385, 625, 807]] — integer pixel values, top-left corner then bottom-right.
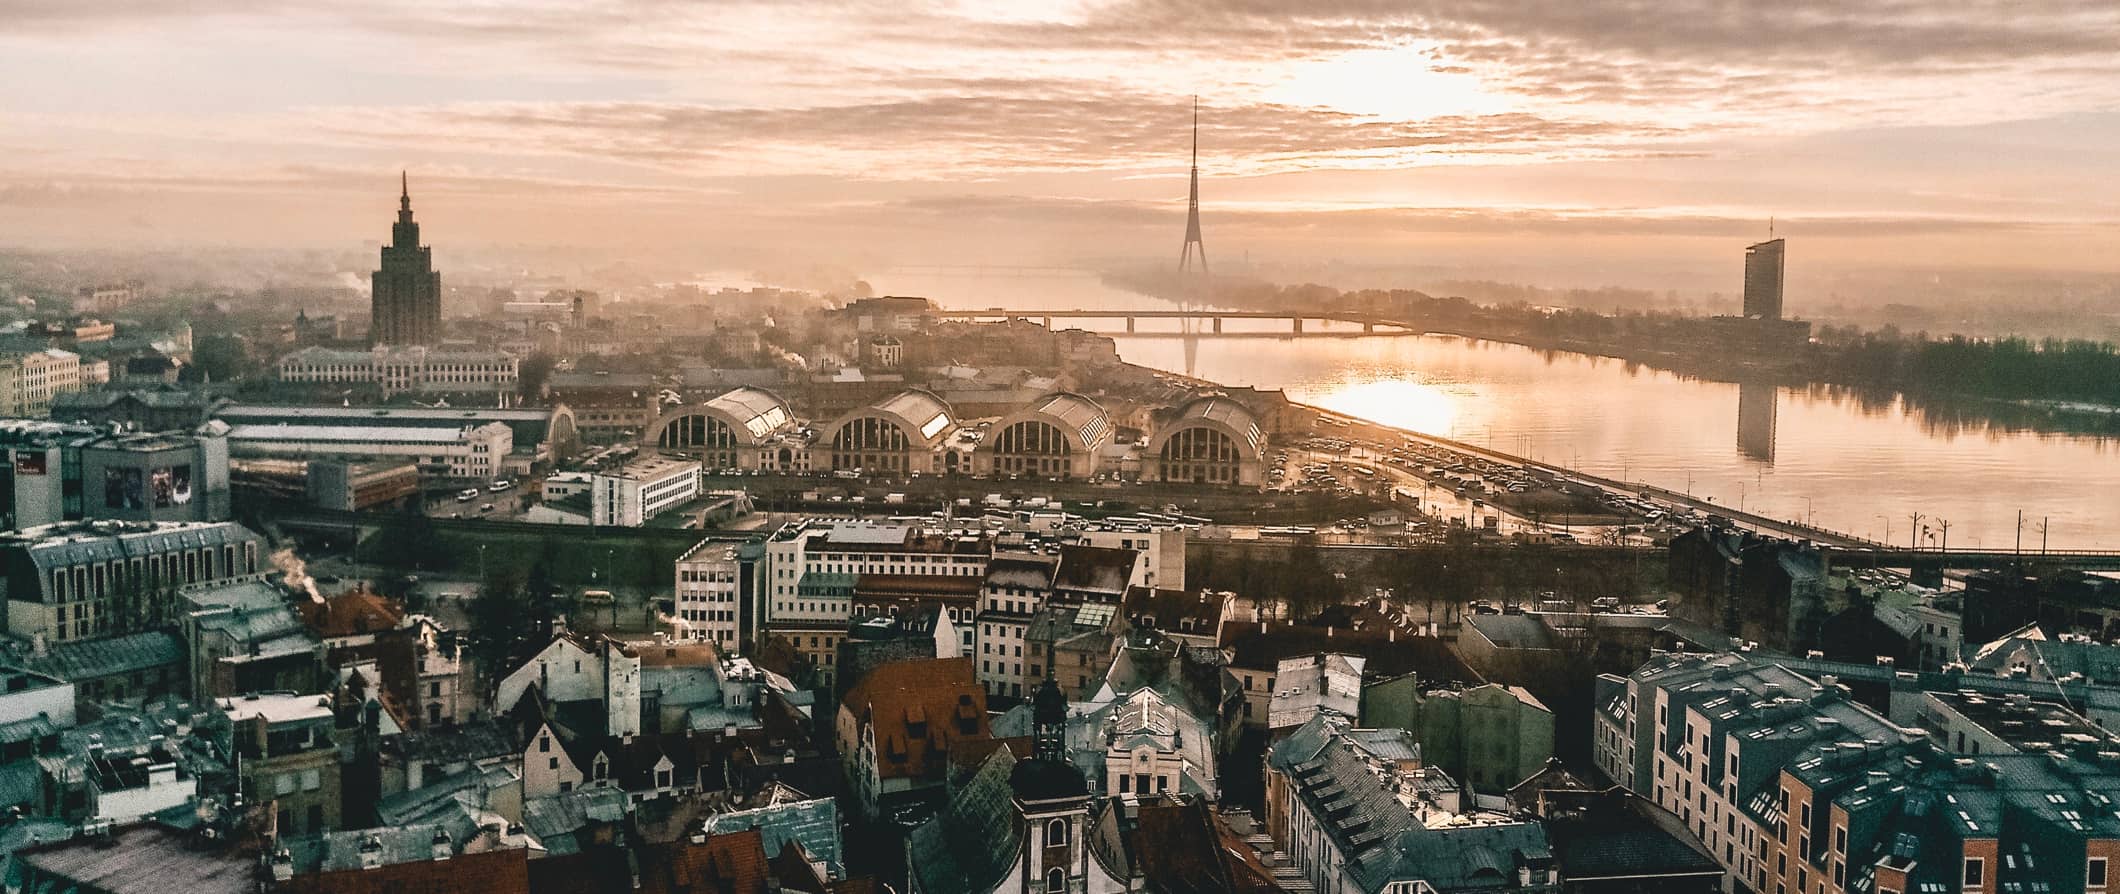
[[1263, 44, 1506, 122]]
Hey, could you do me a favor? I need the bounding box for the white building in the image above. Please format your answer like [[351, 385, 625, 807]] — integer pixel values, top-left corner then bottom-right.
[[589, 456, 701, 527], [494, 634, 642, 740], [1072, 526, 1185, 591], [541, 471, 593, 501], [764, 521, 990, 687], [275, 345, 518, 396], [0, 349, 83, 416], [223, 421, 513, 482], [674, 540, 741, 647]]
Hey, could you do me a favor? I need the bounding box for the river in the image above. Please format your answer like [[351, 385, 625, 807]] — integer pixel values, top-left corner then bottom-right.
[[866, 271, 2120, 551]]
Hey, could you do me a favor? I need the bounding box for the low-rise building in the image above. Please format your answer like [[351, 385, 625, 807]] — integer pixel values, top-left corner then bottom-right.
[[0, 519, 266, 644], [222, 419, 513, 483], [0, 420, 232, 529], [590, 456, 700, 526], [219, 691, 343, 836], [0, 349, 82, 417], [303, 459, 420, 512], [274, 345, 518, 396]]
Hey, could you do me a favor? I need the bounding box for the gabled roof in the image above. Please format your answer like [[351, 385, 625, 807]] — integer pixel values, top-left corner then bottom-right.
[[839, 658, 989, 783], [1133, 800, 1285, 894], [907, 746, 1025, 893]]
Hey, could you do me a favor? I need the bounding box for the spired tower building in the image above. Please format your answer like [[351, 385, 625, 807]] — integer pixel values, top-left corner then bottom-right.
[[369, 173, 443, 346]]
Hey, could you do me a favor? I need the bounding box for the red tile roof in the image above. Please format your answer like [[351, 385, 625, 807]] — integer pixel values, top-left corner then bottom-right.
[[839, 658, 989, 783], [300, 588, 406, 639], [279, 848, 531, 894]]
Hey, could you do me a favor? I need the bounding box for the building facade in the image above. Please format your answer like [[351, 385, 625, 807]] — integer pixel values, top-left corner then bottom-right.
[[0, 350, 83, 417], [589, 456, 701, 526], [276, 345, 516, 396]]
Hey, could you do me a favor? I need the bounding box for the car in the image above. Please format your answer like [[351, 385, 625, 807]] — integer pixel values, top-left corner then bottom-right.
[[456, 488, 480, 502], [479, 503, 495, 513], [489, 480, 514, 493]]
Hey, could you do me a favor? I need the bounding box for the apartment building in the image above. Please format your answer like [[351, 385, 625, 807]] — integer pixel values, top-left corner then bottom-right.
[[0, 349, 83, 417], [674, 540, 741, 647], [589, 456, 700, 526], [275, 345, 517, 396], [764, 522, 989, 690], [1599, 651, 2120, 894]]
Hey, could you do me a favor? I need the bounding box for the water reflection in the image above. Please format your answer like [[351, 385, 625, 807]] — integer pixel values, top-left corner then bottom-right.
[[1737, 382, 1778, 464], [868, 271, 2120, 548]]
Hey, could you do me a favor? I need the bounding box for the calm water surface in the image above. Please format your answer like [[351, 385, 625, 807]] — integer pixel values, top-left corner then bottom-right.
[[869, 272, 2120, 550]]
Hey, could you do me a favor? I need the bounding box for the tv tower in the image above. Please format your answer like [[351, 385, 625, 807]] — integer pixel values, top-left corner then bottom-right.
[[1178, 97, 1208, 276]]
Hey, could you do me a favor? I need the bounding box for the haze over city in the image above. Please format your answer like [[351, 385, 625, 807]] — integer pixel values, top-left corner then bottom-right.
[[5, 1, 2120, 286]]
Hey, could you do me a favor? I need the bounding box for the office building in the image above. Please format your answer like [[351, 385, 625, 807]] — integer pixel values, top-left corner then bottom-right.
[[589, 456, 700, 526], [674, 540, 742, 647], [0, 420, 232, 529], [1743, 237, 1786, 320], [370, 174, 443, 346]]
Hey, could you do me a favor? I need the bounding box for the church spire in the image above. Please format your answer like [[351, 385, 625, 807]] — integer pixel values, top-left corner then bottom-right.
[[398, 171, 413, 219]]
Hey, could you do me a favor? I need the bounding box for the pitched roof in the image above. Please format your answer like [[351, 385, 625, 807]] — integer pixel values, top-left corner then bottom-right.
[[907, 746, 1025, 893], [1133, 800, 1285, 894], [838, 658, 989, 783], [298, 589, 406, 639], [280, 847, 531, 894], [635, 828, 774, 894]]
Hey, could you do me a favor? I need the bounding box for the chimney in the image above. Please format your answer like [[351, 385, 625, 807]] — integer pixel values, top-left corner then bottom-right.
[[431, 827, 451, 861], [270, 846, 294, 882], [358, 834, 384, 870]]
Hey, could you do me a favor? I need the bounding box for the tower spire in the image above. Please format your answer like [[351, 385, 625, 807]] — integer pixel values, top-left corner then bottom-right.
[[1178, 96, 1208, 277], [399, 171, 411, 215]]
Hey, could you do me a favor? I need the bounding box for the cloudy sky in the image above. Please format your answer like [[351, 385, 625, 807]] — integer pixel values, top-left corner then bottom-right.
[[3, 1, 2118, 283]]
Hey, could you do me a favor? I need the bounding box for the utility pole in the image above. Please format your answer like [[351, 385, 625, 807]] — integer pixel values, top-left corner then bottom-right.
[[1909, 512, 1923, 551], [2039, 517, 2050, 554], [2015, 510, 2024, 557], [1938, 518, 1950, 553]]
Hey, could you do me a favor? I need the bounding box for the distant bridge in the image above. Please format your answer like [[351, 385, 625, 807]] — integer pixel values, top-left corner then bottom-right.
[[935, 307, 1415, 335], [883, 265, 1094, 278]]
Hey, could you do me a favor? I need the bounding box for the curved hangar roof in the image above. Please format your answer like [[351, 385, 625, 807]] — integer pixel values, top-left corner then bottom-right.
[[983, 392, 1113, 453], [701, 386, 794, 442], [1152, 394, 1264, 457], [836, 389, 958, 447]]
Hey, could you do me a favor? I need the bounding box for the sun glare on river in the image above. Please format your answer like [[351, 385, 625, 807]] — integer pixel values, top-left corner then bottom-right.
[[1298, 379, 1464, 438]]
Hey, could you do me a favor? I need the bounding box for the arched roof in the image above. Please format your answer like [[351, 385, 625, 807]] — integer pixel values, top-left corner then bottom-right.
[[646, 386, 794, 447], [701, 386, 794, 442], [1149, 394, 1265, 459], [827, 388, 957, 448], [980, 392, 1112, 455]]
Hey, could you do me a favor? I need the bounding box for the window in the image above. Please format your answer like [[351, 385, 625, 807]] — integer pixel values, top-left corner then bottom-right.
[[1964, 857, 1984, 889], [1046, 868, 1067, 893], [1834, 826, 1847, 854], [548, 757, 559, 770], [1045, 818, 1069, 848], [2091, 858, 2109, 891]]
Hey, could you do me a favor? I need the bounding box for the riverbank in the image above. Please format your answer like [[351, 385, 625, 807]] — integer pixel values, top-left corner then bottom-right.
[[1102, 270, 2120, 439]]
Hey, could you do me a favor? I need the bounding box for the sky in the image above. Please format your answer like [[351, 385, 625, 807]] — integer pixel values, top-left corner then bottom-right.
[[3, 1, 2119, 285]]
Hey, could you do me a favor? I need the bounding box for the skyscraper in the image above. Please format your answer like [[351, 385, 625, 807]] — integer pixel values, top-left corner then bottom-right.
[[1742, 237, 1785, 320], [370, 173, 442, 346]]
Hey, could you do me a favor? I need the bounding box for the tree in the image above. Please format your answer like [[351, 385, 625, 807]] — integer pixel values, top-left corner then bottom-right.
[[470, 564, 533, 681], [517, 351, 559, 399], [190, 334, 254, 382]]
